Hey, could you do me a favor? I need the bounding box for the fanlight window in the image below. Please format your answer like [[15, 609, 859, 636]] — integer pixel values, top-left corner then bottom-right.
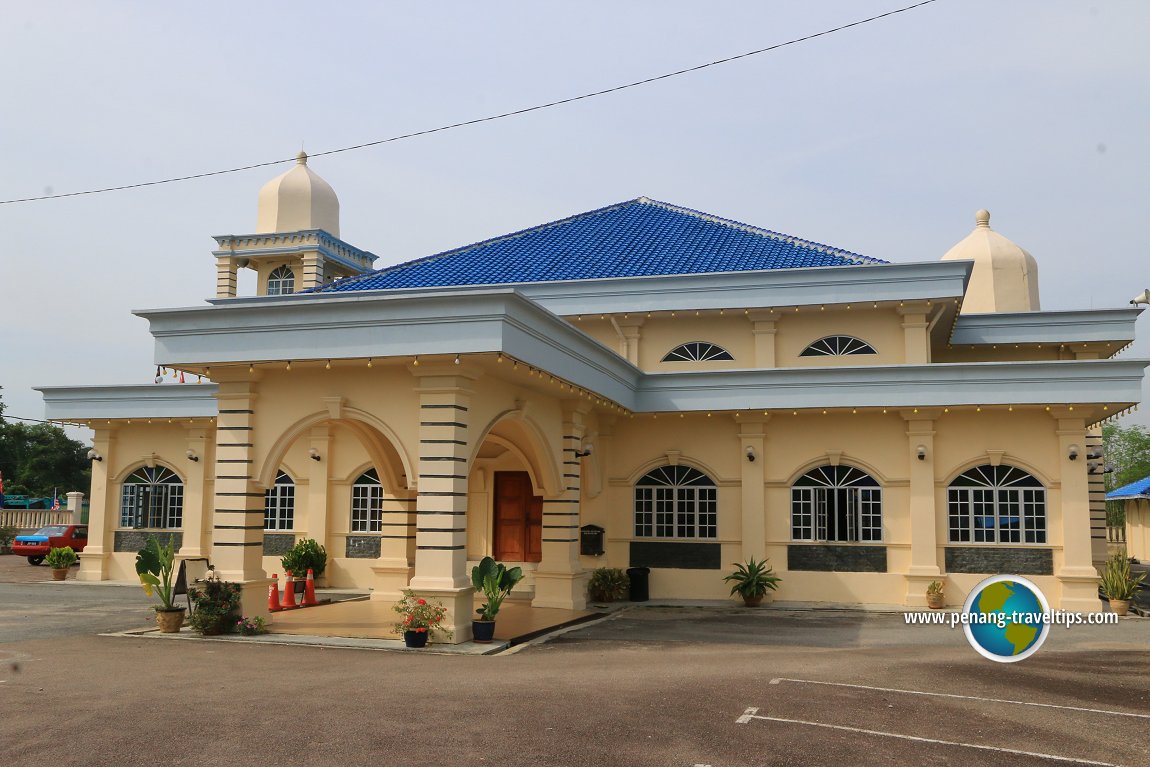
[[791, 465, 882, 542], [800, 336, 876, 357], [264, 471, 296, 531], [120, 466, 184, 529], [947, 465, 1046, 544], [661, 342, 734, 362], [267, 265, 295, 296], [634, 465, 717, 539], [351, 468, 383, 533]]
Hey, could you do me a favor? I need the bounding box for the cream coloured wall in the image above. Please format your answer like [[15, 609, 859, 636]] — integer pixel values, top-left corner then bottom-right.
[[776, 308, 906, 367]]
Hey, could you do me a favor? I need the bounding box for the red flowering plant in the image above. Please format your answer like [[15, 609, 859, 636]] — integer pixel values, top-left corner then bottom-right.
[[392, 589, 453, 641]]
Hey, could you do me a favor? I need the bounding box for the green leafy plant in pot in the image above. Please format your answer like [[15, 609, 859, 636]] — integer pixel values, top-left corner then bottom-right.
[[1099, 553, 1146, 616], [281, 538, 327, 592], [189, 576, 242, 635], [587, 567, 629, 603], [45, 546, 77, 581], [723, 557, 781, 607], [471, 556, 524, 642], [135, 535, 185, 633]]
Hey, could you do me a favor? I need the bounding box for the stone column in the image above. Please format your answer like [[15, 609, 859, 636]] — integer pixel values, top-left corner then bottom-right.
[[1052, 411, 1099, 611], [304, 424, 331, 554], [534, 403, 590, 609], [898, 303, 931, 364], [211, 375, 270, 618], [409, 366, 478, 642], [616, 318, 644, 366], [748, 311, 779, 368], [66, 492, 85, 525], [738, 417, 768, 560], [78, 427, 115, 581], [300, 251, 325, 290], [903, 411, 941, 606], [215, 257, 238, 299], [178, 427, 210, 558]]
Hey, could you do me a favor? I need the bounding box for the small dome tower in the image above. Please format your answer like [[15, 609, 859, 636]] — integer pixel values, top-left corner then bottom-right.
[[257, 151, 340, 238], [942, 209, 1040, 314]]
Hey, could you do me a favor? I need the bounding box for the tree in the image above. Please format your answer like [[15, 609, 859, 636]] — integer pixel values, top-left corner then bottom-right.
[[1102, 423, 1150, 526], [0, 389, 91, 501]]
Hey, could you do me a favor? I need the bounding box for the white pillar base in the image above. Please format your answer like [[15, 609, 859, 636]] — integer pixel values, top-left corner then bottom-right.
[[409, 586, 474, 644], [77, 550, 110, 581], [532, 570, 590, 610]]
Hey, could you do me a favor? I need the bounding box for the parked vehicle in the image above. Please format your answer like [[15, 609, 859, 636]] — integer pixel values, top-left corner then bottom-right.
[[12, 525, 88, 566]]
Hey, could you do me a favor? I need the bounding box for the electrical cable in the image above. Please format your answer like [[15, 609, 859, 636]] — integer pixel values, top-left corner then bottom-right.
[[0, 0, 940, 206]]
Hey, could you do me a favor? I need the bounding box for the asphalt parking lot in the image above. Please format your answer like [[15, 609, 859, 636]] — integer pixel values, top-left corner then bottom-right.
[[2, 553, 1148, 767]]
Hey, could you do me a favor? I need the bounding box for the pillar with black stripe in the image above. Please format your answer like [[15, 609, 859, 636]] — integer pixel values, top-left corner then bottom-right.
[[409, 367, 477, 642], [210, 375, 271, 617], [534, 403, 590, 610]]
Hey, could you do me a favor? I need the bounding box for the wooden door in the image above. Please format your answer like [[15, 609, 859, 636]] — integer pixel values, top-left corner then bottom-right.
[[493, 471, 542, 563]]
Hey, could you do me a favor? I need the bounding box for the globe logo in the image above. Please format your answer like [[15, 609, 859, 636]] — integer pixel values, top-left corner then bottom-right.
[[962, 575, 1050, 663]]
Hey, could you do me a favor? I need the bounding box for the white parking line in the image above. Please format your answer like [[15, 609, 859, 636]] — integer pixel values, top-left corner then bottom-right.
[[736, 708, 1125, 766], [769, 678, 1150, 720]]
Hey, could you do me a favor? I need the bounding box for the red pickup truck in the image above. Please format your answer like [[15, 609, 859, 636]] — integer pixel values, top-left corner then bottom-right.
[[12, 524, 88, 566]]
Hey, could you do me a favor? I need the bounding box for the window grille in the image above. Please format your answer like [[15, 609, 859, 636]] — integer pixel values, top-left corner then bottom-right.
[[791, 465, 882, 542], [799, 336, 877, 357], [119, 466, 184, 529], [634, 465, 717, 539], [267, 265, 295, 296], [947, 465, 1046, 544], [661, 342, 734, 362], [264, 470, 296, 530], [351, 468, 383, 533]]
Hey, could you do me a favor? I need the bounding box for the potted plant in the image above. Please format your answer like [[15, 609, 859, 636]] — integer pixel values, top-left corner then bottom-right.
[[1099, 553, 1146, 616], [281, 538, 327, 593], [0, 525, 17, 555], [392, 589, 452, 647], [135, 535, 185, 633], [588, 567, 629, 603], [926, 580, 945, 609], [470, 556, 524, 642], [189, 577, 242, 635], [723, 557, 781, 607], [44, 546, 77, 581]]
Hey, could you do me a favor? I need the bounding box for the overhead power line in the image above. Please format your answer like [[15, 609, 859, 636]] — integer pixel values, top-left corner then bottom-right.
[[1, 0, 941, 206]]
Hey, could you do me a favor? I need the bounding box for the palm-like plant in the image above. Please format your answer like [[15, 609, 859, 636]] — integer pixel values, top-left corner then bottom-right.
[[1099, 553, 1145, 601], [471, 557, 524, 621], [723, 557, 782, 602], [135, 535, 179, 610]]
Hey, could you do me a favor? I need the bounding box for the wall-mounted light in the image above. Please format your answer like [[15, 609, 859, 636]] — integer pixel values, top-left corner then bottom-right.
[[916, 445, 927, 461], [745, 446, 756, 463], [309, 448, 321, 462], [186, 449, 199, 463], [574, 444, 594, 458], [1086, 448, 1102, 460], [87, 449, 103, 462], [1068, 445, 1079, 461]]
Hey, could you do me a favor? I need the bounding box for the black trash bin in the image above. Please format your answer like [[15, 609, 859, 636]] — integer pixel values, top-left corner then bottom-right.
[[627, 566, 650, 602]]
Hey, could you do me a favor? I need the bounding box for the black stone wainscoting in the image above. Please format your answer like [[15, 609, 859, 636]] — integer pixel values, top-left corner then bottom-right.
[[114, 530, 183, 552], [345, 536, 382, 559], [944, 547, 1053, 576], [629, 541, 722, 569], [787, 545, 887, 573], [263, 534, 295, 556]]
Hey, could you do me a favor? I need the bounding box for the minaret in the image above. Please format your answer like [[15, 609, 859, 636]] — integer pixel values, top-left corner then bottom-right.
[[213, 152, 375, 298], [942, 209, 1041, 313]]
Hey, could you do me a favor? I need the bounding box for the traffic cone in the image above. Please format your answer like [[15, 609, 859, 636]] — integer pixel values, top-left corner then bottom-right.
[[282, 570, 297, 608], [268, 574, 281, 612], [303, 568, 318, 606]]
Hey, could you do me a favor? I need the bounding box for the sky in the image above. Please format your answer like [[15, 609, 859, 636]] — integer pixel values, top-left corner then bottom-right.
[[2, 0, 1148, 443]]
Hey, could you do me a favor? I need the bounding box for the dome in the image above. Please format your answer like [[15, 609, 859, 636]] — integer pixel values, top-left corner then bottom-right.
[[256, 151, 340, 237], [942, 209, 1040, 313]]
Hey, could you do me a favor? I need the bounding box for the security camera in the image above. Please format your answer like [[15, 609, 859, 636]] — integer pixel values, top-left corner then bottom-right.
[[745, 446, 756, 462], [1130, 289, 1150, 305]]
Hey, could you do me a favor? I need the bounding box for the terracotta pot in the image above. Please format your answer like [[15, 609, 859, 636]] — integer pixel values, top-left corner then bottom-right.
[[926, 593, 945, 609], [1109, 599, 1131, 617], [155, 608, 186, 633], [51, 568, 68, 581], [742, 595, 764, 607]]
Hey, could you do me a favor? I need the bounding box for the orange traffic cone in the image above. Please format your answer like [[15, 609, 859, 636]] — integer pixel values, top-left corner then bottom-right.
[[282, 570, 297, 609], [303, 568, 318, 606], [268, 574, 281, 612]]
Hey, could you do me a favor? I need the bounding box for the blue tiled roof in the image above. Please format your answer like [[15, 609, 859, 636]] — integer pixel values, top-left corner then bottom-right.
[[1106, 475, 1150, 500], [313, 197, 886, 293]]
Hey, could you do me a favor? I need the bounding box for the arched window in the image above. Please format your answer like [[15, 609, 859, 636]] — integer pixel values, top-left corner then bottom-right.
[[800, 336, 877, 357], [264, 470, 295, 531], [948, 465, 1046, 544], [119, 466, 183, 529], [791, 465, 882, 542], [661, 342, 734, 362], [267, 265, 295, 296], [351, 468, 383, 533], [634, 465, 717, 539]]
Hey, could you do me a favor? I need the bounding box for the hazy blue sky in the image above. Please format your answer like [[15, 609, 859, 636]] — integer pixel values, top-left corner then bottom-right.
[[2, 1, 1148, 439]]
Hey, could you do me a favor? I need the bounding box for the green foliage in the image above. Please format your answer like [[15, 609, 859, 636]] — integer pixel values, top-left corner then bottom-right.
[[723, 557, 782, 599], [189, 578, 242, 635], [471, 556, 524, 621], [236, 616, 268, 636], [281, 538, 327, 578], [1103, 424, 1150, 526], [0, 392, 90, 498], [1099, 553, 1146, 601], [135, 535, 179, 610], [926, 580, 945, 596], [44, 546, 77, 569], [588, 568, 629, 602], [0, 525, 17, 547], [392, 590, 452, 640]]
